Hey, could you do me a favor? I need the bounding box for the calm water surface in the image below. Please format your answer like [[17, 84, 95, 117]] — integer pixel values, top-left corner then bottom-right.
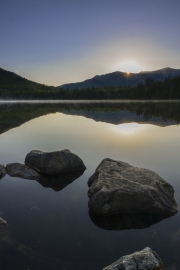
[[0, 101, 180, 270]]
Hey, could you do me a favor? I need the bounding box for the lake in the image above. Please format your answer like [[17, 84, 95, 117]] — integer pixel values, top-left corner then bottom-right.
[[0, 100, 180, 270]]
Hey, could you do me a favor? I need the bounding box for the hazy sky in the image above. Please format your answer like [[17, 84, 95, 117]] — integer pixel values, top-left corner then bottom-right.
[[1, 0, 180, 86]]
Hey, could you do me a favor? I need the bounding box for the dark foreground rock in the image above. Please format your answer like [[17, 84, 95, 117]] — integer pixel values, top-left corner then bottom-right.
[[0, 217, 7, 227], [0, 164, 6, 179], [89, 211, 171, 231], [25, 149, 86, 175], [88, 158, 178, 215], [6, 163, 41, 180], [37, 170, 84, 191], [103, 247, 164, 270]]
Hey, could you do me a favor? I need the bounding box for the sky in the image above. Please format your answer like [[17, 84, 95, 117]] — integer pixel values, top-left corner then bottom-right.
[[0, 0, 180, 86]]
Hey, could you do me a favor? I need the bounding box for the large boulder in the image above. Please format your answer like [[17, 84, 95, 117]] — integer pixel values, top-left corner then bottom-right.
[[0, 217, 7, 227], [25, 149, 86, 175], [0, 164, 6, 179], [88, 159, 178, 215], [103, 247, 164, 270], [6, 163, 41, 180]]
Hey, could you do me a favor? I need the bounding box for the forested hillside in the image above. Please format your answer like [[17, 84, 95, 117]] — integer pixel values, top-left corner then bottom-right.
[[0, 68, 56, 98], [0, 68, 180, 99], [64, 75, 180, 100]]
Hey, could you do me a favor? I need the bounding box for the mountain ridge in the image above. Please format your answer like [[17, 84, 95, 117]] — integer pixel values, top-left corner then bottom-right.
[[59, 67, 180, 89], [0, 67, 180, 100], [0, 67, 48, 86]]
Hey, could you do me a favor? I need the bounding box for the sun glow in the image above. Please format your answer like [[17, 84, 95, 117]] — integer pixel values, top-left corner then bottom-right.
[[123, 72, 132, 79], [114, 61, 143, 73], [114, 123, 147, 135]]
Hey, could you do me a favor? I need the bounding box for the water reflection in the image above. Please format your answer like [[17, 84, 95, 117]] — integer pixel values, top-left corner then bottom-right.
[[170, 228, 180, 270], [37, 170, 85, 191], [0, 101, 180, 269], [0, 101, 180, 134], [89, 211, 173, 230]]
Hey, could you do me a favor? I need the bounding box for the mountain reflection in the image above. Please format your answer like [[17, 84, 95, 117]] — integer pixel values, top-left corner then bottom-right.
[[0, 101, 180, 134], [37, 170, 85, 191], [89, 211, 173, 230]]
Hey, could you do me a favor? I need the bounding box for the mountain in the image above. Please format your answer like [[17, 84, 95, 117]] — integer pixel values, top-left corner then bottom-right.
[[0, 67, 47, 88], [0, 67, 57, 98], [1, 67, 180, 100], [59, 67, 180, 89]]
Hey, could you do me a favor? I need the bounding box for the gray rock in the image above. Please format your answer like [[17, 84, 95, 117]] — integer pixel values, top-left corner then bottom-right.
[[0, 217, 7, 227], [0, 164, 6, 179], [25, 149, 86, 175], [88, 158, 178, 215], [6, 163, 41, 180], [103, 247, 164, 270]]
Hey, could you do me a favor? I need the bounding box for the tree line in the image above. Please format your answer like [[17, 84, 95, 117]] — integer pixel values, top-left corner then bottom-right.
[[0, 74, 180, 100]]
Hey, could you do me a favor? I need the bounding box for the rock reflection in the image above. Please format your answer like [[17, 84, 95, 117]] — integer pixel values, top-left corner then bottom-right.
[[89, 211, 173, 230], [37, 170, 85, 191]]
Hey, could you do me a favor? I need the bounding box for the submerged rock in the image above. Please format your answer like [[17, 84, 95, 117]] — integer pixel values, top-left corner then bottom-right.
[[25, 149, 86, 175], [103, 247, 164, 270], [89, 211, 171, 231], [88, 158, 178, 215], [6, 163, 41, 180], [37, 170, 84, 191], [0, 164, 6, 179], [0, 217, 7, 227]]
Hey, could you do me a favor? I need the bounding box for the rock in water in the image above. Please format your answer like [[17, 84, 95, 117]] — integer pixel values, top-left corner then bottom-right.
[[0, 164, 6, 179], [25, 149, 86, 175], [88, 158, 178, 215], [0, 217, 7, 227], [6, 163, 41, 180], [103, 247, 164, 270]]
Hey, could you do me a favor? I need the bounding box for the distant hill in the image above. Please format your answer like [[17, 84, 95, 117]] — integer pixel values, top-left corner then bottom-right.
[[0, 67, 47, 89], [0, 67, 180, 100], [0, 67, 56, 98], [59, 68, 180, 89]]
